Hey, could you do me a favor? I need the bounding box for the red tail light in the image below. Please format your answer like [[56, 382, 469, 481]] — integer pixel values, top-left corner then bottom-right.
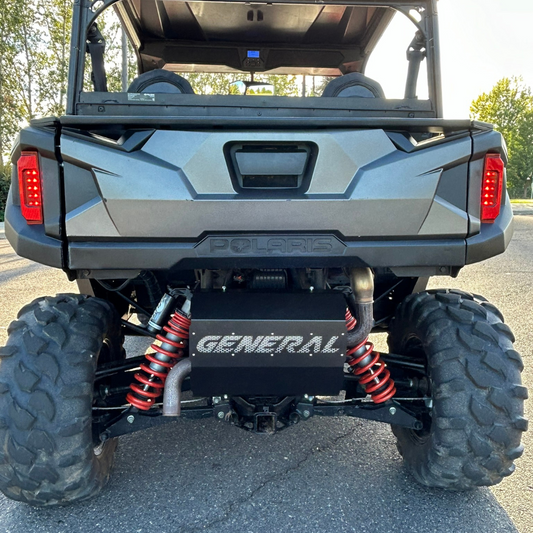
[[481, 153, 504, 223], [17, 151, 43, 224]]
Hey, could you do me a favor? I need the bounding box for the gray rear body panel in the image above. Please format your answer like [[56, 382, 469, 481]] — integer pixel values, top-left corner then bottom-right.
[[5, 121, 512, 274], [62, 129, 469, 240]]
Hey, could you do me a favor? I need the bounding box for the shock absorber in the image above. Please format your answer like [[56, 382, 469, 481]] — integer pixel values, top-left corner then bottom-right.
[[345, 309, 396, 404], [126, 292, 192, 410]]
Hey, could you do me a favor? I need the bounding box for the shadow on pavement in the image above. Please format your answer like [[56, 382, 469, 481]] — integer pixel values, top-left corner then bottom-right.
[[0, 418, 518, 533]]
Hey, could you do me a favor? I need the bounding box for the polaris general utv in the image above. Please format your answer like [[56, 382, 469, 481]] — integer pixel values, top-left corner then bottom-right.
[[2, 0, 527, 506]]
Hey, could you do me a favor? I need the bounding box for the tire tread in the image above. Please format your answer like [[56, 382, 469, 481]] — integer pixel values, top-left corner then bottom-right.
[[388, 289, 526, 490], [0, 294, 121, 506]]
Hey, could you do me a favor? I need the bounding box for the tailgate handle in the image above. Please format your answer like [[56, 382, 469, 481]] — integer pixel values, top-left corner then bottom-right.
[[235, 151, 308, 176], [226, 142, 317, 194]]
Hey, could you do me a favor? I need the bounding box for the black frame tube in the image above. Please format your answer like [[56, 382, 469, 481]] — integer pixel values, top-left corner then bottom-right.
[[426, 0, 443, 117]]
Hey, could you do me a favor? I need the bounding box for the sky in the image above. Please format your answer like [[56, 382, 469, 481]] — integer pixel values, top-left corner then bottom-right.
[[365, 0, 533, 118]]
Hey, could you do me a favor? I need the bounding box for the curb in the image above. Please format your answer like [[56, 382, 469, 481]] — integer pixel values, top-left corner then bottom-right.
[[511, 203, 533, 216], [512, 203, 533, 216]]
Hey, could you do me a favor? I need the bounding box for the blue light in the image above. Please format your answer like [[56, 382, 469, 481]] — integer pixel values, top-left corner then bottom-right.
[[247, 50, 260, 58]]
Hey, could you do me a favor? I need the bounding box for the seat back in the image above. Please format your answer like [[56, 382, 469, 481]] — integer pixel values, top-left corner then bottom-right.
[[128, 69, 194, 94], [322, 73, 385, 98]]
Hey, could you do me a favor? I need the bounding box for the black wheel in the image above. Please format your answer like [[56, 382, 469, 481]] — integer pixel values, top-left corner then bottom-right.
[[0, 294, 123, 506], [388, 289, 527, 490]]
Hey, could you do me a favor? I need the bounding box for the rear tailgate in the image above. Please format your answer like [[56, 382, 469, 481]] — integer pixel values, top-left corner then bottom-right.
[[60, 126, 473, 241]]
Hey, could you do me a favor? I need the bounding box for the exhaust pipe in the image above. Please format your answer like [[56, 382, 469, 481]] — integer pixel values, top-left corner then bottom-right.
[[346, 267, 374, 347], [345, 267, 396, 403], [163, 358, 192, 416]]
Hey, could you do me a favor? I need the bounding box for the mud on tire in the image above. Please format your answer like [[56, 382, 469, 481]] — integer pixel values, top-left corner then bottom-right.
[[388, 289, 527, 490], [0, 294, 122, 506]]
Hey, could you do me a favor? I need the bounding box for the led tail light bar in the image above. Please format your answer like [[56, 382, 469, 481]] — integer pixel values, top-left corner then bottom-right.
[[481, 153, 504, 223], [17, 151, 43, 224]]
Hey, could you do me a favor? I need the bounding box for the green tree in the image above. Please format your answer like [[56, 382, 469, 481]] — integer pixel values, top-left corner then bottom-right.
[[257, 74, 299, 97], [0, 0, 58, 167], [0, 169, 11, 221], [10, 2, 49, 120], [0, 0, 76, 209], [38, 0, 72, 116], [180, 72, 300, 96], [0, 0, 26, 172], [470, 77, 533, 197]]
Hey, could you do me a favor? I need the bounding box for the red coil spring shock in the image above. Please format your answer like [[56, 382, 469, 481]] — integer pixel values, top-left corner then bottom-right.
[[345, 309, 396, 404], [126, 311, 191, 410]]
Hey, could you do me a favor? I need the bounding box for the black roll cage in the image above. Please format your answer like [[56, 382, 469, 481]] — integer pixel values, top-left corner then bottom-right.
[[66, 0, 443, 117]]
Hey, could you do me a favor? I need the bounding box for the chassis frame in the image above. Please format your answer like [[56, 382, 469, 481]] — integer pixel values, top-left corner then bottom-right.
[[92, 341, 426, 440]]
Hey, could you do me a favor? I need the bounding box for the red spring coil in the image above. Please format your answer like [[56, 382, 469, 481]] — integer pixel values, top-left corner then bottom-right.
[[345, 309, 396, 404], [126, 312, 191, 410], [345, 308, 357, 331]]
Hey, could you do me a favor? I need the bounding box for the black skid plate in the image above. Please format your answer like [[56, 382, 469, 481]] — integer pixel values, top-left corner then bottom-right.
[[189, 292, 347, 396]]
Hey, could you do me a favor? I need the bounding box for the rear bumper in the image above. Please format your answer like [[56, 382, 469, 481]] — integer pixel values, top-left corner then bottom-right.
[[465, 198, 514, 264], [67, 234, 465, 272], [5, 191, 63, 269]]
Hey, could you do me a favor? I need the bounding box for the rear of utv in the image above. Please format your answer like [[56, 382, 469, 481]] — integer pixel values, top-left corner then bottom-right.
[[1, 0, 526, 506]]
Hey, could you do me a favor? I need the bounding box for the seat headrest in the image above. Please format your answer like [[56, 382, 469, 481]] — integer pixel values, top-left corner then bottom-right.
[[322, 73, 385, 98], [128, 70, 194, 94]]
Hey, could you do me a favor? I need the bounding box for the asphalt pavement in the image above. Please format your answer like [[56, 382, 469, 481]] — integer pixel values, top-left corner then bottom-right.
[[0, 217, 531, 533]]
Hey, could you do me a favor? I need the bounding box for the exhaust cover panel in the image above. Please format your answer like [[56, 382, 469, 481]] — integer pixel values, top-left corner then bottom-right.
[[189, 292, 347, 396]]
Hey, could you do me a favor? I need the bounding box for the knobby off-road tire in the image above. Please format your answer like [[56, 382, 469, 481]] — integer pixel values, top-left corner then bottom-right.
[[388, 289, 527, 490], [0, 294, 123, 506]]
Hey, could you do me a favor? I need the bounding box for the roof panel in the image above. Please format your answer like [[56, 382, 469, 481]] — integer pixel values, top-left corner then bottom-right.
[[118, 0, 400, 73]]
